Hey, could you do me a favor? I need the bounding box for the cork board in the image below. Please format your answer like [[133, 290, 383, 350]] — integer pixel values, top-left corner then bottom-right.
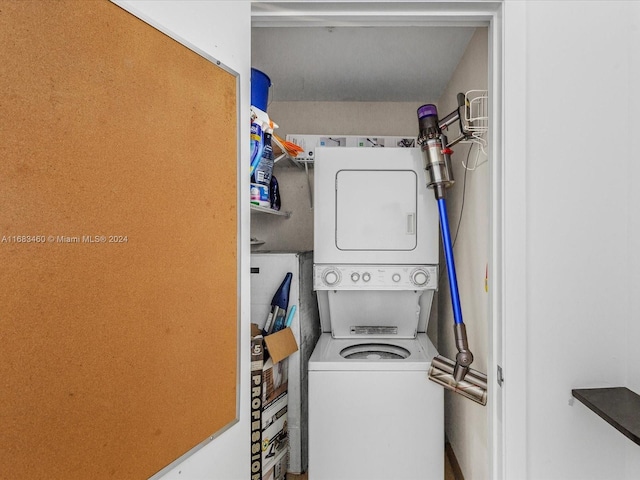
[[0, 1, 239, 479]]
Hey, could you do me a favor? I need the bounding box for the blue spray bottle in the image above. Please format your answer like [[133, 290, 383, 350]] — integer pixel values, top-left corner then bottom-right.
[[250, 106, 276, 208]]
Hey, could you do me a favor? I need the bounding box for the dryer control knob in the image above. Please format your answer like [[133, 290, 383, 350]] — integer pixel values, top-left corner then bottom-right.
[[392, 273, 401, 283], [323, 269, 340, 286], [411, 269, 430, 286], [362, 272, 371, 282]]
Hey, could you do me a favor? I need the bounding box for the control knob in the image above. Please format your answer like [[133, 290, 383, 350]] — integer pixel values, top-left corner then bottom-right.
[[411, 269, 431, 286], [323, 269, 341, 286]]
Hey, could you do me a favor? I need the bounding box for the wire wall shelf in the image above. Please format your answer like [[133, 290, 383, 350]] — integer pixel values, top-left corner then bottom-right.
[[458, 90, 489, 170], [464, 90, 488, 135]]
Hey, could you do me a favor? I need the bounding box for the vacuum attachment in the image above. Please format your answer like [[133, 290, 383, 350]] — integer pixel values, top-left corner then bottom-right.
[[429, 355, 488, 405]]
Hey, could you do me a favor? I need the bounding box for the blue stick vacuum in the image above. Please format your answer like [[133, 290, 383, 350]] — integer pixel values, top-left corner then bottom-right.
[[417, 102, 488, 406]]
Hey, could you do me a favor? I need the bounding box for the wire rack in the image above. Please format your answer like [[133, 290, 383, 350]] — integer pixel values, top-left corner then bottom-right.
[[464, 90, 488, 134], [461, 90, 489, 170]]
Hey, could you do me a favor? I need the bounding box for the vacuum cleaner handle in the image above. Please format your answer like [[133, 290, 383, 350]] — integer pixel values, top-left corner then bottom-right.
[[439, 197, 474, 380]]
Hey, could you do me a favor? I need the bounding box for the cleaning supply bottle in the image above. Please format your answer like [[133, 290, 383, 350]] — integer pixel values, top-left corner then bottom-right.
[[250, 106, 275, 208], [249, 108, 266, 177]]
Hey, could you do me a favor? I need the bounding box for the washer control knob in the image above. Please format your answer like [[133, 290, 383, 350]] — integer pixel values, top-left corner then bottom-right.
[[362, 272, 371, 282], [323, 269, 340, 286], [392, 273, 401, 283], [411, 269, 430, 286], [350, 272, 360, 282]]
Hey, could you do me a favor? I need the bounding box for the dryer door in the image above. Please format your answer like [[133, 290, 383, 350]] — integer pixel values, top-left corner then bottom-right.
[[336, 169, 417, 251], [313, 147, 439, 265]]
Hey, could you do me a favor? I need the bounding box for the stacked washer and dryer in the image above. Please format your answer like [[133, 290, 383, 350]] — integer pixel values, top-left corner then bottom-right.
[[308, 146, 444, 479]]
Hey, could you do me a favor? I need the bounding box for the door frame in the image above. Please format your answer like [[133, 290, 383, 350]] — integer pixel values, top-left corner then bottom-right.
[[251, 1, 525, 479]]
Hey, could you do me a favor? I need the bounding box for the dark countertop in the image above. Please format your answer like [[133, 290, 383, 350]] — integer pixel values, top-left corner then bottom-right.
[[572, 387, 640, 446]]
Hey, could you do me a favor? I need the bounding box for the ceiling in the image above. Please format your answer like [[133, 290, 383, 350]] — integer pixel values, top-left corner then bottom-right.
[[251, 26, 476, 103]]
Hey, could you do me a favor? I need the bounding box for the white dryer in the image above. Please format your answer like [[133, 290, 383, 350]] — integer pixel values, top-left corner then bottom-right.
[[308, 147, 444, 480]]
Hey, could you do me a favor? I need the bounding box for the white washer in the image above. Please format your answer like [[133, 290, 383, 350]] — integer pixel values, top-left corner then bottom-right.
[[308, 334, 443, 480], [309, 147, 444, 480]]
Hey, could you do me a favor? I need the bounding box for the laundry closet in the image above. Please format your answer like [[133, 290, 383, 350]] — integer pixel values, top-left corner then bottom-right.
[[250, 23, 490, 480]]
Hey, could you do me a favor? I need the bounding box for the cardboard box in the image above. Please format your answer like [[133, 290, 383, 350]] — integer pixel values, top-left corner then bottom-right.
[[262, 448, 289, 480], [261, 390, 288, 468], [251, 326, 298, 480]]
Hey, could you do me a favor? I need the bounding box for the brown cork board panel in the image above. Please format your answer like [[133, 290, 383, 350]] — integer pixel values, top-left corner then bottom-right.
[[0, 1, 238, 479]]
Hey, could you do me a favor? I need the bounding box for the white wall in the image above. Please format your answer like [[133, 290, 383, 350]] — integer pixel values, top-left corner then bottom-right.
[[628, 5, 640, 477], [504, 1, 638, 478], [115, 2, 251, 479], [436, 27, 489, 480]]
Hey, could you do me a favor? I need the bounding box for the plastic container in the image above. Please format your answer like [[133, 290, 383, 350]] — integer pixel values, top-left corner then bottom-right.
[[250, 131, 274, 208], [251, 68, 271, 112], [250, 111, 266, 176]]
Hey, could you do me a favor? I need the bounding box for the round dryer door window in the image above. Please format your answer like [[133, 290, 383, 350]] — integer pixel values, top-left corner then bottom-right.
[[340, 343, 410, 360]]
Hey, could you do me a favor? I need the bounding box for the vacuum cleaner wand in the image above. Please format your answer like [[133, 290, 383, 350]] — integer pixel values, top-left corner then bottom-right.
[[417, 103, 488, 406]]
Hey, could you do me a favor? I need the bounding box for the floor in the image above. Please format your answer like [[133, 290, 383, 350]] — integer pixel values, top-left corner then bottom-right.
[[286, 450, 457, 480]]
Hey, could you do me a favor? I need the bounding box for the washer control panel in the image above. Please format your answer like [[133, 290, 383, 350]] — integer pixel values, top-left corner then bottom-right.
[[314, 264, 438, 290]]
